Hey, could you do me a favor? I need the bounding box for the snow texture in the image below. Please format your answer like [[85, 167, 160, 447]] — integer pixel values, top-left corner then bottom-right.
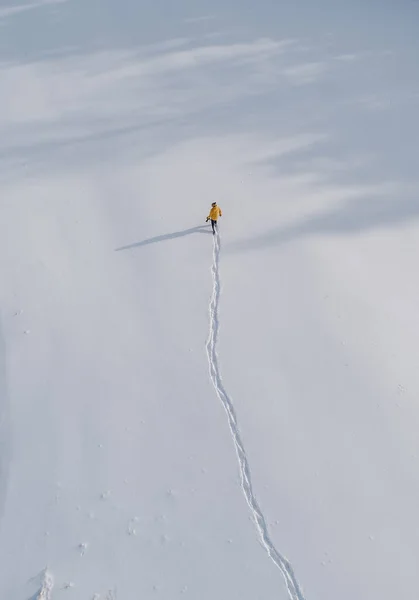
[[35, 570, 54, 600], [1, 1, 419, 599], [206, 234, 305, 600]]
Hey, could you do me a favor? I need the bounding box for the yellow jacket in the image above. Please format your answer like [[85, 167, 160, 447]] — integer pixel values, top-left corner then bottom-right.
[[207, 205, 222, 221]]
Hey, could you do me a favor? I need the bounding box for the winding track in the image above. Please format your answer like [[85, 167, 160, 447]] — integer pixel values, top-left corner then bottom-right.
[[205, 233, 306, 600]]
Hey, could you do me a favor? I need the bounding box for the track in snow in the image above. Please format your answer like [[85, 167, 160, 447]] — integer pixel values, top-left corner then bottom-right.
[[35, 569, 54, 600], [205, 233, 306, 600]]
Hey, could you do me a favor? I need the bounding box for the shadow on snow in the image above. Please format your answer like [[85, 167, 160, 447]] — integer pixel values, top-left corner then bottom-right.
[[115, 225, 212, 251]]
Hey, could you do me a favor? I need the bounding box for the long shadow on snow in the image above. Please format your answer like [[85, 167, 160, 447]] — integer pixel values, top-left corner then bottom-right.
[[115, 225, 212, 251]]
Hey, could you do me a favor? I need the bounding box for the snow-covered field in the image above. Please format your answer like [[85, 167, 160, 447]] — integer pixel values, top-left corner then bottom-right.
[[1, 1, 419, 599]]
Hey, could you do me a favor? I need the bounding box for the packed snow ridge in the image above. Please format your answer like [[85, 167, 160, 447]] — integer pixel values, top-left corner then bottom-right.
[[206, 234, 306, 600], [36, 569, 54, 600]]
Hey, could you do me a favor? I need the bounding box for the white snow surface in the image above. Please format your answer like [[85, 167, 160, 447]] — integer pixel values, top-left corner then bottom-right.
[[1, 1, 419, 599]]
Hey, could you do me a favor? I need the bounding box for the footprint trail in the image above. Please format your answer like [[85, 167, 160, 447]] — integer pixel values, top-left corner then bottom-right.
[[205, 233, 306, 600], [36, 569, 54, 600]]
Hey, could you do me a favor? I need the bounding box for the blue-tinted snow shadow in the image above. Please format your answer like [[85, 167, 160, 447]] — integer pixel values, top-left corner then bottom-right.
[[0, 0, 262, 63], [28, 589, 42, 600], [1, 0, 419, 241], [223, 29, 419, 249], [26, 570, 50, 600], [228, 193, 419, 253], [115, 225, 213, 251]]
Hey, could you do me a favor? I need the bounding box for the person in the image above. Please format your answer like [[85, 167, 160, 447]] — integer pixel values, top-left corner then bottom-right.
[[206, 202, 222, 234]]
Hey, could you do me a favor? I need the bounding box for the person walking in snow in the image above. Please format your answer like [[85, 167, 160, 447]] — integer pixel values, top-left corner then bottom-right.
[[206, 202, 222, 234]]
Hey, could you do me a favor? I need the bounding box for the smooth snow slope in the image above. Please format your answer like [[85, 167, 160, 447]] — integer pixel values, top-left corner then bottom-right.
[[0, 1, 419, 599]]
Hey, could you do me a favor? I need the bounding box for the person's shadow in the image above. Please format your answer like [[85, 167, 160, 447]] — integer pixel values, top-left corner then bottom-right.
[[115, 225, 212, 251]]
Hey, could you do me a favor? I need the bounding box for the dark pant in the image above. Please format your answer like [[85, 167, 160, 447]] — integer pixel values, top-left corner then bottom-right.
[[211, 219, 218, 233]]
